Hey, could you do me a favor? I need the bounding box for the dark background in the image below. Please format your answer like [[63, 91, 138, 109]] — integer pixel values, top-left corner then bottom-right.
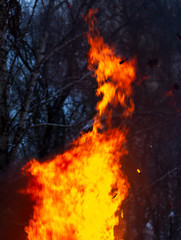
[[0, 0, 181, 239]]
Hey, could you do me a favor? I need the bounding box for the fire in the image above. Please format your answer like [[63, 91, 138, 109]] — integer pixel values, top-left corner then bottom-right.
[[86, 9, 135, 120], [23, 9, 136, 240], [24, 129, 128, 240]]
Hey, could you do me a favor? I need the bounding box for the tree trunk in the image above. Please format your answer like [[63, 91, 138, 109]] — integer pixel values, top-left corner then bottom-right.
[[0, 0, 9, 169], [9, 0, 54, 160]]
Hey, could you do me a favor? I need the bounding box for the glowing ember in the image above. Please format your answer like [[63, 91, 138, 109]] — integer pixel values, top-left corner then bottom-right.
[[23, 9, 136, 240]]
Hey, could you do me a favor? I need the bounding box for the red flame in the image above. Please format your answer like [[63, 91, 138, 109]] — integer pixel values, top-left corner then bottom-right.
[[23, 9, 136, 240]]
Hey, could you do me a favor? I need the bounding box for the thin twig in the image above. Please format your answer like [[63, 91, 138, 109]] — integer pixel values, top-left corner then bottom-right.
[[125, 165, 181, 203], [30, 113, 94, 129], [29, 71, 93, 111], [139, 165, 181, 194]]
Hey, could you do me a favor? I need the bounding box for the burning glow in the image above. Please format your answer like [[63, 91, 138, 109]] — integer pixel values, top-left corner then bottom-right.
[[137, 169, 141, 174], [23, 9, 136, 240]]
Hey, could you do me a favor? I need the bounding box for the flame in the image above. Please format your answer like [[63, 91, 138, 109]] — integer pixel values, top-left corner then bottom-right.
[[86, 9, 135, 121], [23, 9, 136, 240]]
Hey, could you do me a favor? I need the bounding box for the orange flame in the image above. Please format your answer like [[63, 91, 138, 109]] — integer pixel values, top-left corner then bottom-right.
[[86, 9, 136, 121], [23, 9, 136, 240]]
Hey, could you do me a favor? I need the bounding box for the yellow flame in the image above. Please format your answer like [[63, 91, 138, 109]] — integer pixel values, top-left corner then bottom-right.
[[137, 169, 141, 174], [24, 129, 128, 240], [121, 210, 124, 219]]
